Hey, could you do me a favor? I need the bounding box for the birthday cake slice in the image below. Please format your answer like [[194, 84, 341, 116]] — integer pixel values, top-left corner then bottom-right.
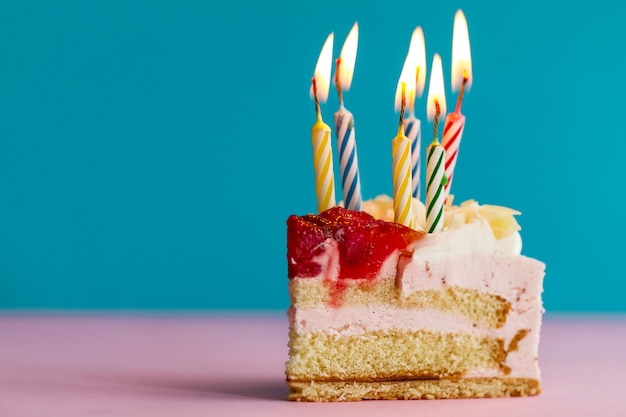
[[285, 197, 545, 401]]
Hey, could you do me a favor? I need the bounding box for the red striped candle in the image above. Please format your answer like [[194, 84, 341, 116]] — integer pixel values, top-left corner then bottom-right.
[[443, 9, 472, 201], [442, 112, 465, 198]]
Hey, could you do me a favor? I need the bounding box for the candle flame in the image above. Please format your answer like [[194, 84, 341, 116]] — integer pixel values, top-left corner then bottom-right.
[[395, 27, 426, 113], [451, 9, 472, 92], [426, 54, 446, 121], [410, 27, 427, 99], [337, 23, 358, 91], [395, 61, 413, 113], [310, 33, 334, 103]]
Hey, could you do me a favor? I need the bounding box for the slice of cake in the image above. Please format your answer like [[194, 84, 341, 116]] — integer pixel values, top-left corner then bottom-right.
[[285, 196, 545, 401]]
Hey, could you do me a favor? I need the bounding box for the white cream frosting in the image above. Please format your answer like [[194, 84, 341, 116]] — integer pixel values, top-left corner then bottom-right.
[[361, 194, 523, 244]]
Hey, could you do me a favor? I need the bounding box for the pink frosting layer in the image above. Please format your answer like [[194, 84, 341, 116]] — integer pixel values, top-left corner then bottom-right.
[[399, 221, 545, 303]]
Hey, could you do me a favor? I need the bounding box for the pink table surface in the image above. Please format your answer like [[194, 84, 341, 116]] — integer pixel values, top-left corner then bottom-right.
[[0, 313, 625, 417]]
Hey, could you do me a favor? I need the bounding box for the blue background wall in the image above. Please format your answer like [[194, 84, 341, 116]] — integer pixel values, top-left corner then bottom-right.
[[0, 0, 623, 311]]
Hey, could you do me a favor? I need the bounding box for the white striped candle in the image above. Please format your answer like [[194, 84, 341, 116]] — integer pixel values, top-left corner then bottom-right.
[[334, 106, 362, 211], [404, 115, 421, 200], [426, 140, 446, 233], [442, 112, 465, 199]]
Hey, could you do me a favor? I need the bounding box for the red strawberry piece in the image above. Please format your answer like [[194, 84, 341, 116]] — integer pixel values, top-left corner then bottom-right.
[[286, 215, 331, 278], [287, 207, 424, 281]]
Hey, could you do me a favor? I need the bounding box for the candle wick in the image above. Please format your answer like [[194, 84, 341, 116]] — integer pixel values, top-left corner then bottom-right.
[[335, 58, 344, 106], [455, 71, 468, 114], [434, 99, 441, 143], [399, 82, 406, 130], [312, 77, 321, 119]]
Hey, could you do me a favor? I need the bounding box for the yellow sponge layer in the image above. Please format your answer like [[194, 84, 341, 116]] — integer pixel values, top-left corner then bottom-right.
[[286, 329, 507, 381]]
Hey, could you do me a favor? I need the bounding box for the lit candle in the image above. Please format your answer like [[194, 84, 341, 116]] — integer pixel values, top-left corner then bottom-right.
[[334, 23, 362, 211], [425, 54, 448, 233], [392, 79, 413, 228], [442, 9, 473, 201], [396, 27, 427, 200], [310, 33, 336, 213]]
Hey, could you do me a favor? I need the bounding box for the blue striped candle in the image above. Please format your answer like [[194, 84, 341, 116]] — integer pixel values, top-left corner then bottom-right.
[[404, 115, 422, 200], [334, 106, 362, 211]]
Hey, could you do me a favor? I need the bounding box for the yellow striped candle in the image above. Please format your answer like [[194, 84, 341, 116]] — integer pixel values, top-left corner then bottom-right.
[[392, 127, 413, 227], [425, 54, 448, 233], [396, 27, 427, 200], [309, 33, 336, 213], [312, 112, 335, 212], [391, 82, 413, 228]]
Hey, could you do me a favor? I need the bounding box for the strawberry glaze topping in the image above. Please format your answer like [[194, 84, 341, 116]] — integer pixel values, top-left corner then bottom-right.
[[287, 207, 424, 280]]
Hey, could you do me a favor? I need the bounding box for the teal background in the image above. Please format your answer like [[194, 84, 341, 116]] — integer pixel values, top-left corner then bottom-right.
[[0, 1, 623, 311]]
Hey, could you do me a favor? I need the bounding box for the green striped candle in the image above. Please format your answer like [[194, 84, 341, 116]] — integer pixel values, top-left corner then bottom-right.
[[426, 139, 447, 232], [425, 53, 448, 233]]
